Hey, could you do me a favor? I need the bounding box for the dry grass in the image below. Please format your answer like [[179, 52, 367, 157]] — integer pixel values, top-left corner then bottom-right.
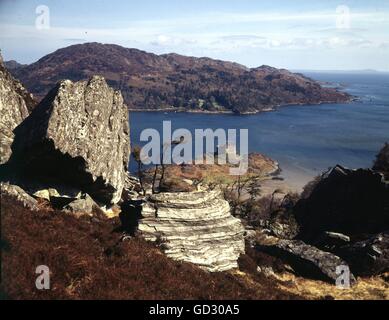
[[272, 272, 389, 300]]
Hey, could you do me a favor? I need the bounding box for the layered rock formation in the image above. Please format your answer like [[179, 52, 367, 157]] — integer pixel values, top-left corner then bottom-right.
[[0, 54, 34, 164], [11, 76, 130, 205], [136, 190, 245, 272]]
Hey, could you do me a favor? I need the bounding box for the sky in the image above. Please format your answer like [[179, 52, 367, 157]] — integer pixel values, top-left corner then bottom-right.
[[0, 0, 388, 71]]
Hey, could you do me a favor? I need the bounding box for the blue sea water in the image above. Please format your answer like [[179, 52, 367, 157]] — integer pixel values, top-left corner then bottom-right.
[[129, 72, 389, 189]]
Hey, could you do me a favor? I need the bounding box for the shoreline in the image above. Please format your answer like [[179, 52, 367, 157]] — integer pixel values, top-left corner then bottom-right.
[[128, 97, 355, 115]]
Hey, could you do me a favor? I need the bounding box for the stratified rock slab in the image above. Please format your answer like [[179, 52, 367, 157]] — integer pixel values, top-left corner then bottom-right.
[[12, 76, 130, 204], [137, 190, 245, 272]]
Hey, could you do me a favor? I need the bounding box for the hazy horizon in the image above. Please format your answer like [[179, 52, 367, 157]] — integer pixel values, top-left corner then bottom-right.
[[2, 41, 389, 74]]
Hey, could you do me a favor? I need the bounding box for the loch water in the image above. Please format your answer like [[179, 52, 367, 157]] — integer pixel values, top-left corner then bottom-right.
[[130, 72, 389, 189]]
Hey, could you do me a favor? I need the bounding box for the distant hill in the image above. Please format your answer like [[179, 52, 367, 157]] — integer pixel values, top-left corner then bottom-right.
[[4, 60, 27, 71], [9, 43, 351, 114]]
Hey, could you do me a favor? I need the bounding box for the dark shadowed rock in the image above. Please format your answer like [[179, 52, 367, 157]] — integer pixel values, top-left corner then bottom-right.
[[336, 231, 389, 276], [258, 239, 356, 285], [373, 143, 389, 180], [0, 54, 34, 165], [11, 76, 130, 205], [314, 231, 351, 251], [268, 194, 300, 240], [294, 165, 389, 242]]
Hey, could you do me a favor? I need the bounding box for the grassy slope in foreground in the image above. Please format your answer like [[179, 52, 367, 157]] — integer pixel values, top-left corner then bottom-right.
[[0, 194, 299, 300]]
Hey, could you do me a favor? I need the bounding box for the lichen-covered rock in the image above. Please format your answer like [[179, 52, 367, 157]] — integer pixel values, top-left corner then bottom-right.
[[12, 76, 130, 205], [0, 54, 34, 164], [259, 239, 356, 285], [136, 190, 245, 272]]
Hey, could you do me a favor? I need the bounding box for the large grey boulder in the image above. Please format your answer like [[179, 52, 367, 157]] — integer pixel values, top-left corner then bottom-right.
[[12, 76, 130, 205], [133, 190, 245, 272], [0, 54, 34, 164], [259, 239, 356, 285]]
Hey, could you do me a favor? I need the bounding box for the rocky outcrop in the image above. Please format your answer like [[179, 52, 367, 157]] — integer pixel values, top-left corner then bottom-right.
[[336, 232, 389, 276], [11, 76, 130, 205], [289, 164, 389, 277], [135, 190, 245, 272], [294, 165, 389, 242], [0, 54, 34, 165], [259, 239, 356, 285], [29, 184, 83, 208]]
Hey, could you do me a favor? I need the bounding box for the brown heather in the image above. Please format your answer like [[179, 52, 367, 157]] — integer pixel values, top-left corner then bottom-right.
[[0, 194, 301, 300]]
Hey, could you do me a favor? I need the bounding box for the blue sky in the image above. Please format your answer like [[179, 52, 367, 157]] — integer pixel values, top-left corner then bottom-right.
[[0, 0, 388, 70]]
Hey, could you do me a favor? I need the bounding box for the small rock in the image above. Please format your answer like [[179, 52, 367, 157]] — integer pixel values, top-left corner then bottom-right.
[[1, 182, 38, 210], [64, 194, 100, 216], [31, 185, 82, 208], [314, 231, 351, 251]]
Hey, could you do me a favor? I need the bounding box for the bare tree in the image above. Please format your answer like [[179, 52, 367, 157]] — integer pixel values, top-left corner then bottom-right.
[[132, 145, 146, 196], [148, 135, 188, 194]]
